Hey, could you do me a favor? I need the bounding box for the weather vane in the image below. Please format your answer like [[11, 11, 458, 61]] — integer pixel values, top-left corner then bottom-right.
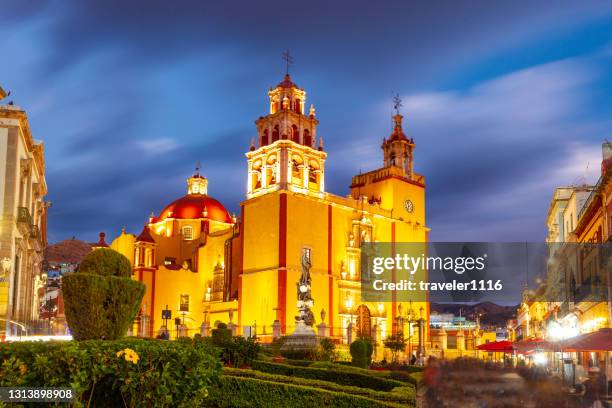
[[282, 50, 294, 75], [393, 93, 402, 115]]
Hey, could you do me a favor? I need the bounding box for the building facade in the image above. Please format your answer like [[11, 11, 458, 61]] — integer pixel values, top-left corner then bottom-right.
[[111, 74, 429, 353], [0, 90, 48, 336]]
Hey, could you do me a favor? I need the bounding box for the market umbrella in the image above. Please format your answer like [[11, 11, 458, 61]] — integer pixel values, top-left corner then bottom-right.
[[477, 340, 514, 353], [561, 328, 612, 352]]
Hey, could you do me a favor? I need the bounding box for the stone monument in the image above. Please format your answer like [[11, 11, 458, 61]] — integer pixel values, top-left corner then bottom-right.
[[281, 251, 318, 352]]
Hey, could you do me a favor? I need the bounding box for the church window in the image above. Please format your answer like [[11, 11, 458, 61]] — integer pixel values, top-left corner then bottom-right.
[[389, 153, 396, 166], [303, 129, 311, 147], [294, 98, 301, 113], [182, 226, 193, 240], [309, 165, 317, 183], [292, 160, 301, 177], [291, 125, 299, 143], [261, 129, 269, 146], [272, 125, 280, 142]]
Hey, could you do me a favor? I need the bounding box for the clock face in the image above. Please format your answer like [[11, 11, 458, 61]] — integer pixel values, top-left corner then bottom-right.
[[404, 199, 414, 213]]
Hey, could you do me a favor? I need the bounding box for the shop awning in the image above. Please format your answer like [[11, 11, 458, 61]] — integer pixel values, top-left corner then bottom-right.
[[561, 328, 612, 352], [477, 340, 514, 353], [513, 338, 557, 353]]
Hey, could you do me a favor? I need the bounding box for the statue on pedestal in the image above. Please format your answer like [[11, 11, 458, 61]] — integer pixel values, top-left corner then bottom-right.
[[296, 251, 315, 327]]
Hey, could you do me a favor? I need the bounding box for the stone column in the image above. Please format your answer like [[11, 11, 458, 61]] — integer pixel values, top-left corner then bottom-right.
[[200, 321, 210, 337], [439, 326, 448, 351], [456, 329, 465, 353], [272, 320, 281, 340], [317, 322, 329, 337]]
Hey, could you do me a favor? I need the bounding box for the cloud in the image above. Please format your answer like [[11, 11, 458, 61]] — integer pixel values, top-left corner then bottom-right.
[[133, 138, 178, 155]]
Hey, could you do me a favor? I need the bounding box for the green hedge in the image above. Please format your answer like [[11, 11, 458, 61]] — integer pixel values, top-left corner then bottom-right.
[[206, 376, 405, 408], [251, 360, 405, 392], [309, 361, 423, 386], [78, 247, 132, 277], [0, 338, 220, 407], [63, 274, 145, 340], [223, 367, 415, 405]]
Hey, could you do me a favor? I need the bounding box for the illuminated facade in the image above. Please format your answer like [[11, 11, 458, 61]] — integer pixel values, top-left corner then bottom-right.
[[111, 74, 428, 352], [0, 91, 48, 336]]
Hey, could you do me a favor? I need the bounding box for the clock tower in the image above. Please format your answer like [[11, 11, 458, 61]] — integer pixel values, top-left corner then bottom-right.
[[349, 111, 425, 224]]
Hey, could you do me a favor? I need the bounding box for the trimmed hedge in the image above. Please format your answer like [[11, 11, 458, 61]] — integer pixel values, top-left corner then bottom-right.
[[310, 361, 423, 386], [283, 358, 314, 367], [0, 338, 220, 407], [63, 274, 145, 340], [206, 375, 405, 407], [251, 360, 405, 392], [350, 339, 374, 368], [78, 247, 133, 277], [223, 367, 415, 405]]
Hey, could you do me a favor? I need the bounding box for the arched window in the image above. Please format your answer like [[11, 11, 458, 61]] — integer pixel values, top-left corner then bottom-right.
[[389, 153, 396, 166], [261, 129, 269, 146], [291, 125, 299, 143], [272, 125, 280, 142], [309, 165, 317, 183], [294, 98, 301, 113], [182, 226, 193, 240], [303, 129, 311, 147]]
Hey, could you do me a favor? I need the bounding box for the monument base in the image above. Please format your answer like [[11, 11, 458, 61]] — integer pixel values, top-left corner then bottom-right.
[[281, 320, 318, 352]]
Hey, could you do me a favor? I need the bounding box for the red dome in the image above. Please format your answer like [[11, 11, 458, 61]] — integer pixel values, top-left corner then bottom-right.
[[157, 194, 232, 223]]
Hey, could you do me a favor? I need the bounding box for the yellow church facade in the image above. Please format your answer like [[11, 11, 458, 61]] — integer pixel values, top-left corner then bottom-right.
[[110, 73, 428, 349]]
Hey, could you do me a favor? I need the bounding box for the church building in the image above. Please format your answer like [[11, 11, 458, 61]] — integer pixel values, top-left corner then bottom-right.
[[111, 73, 428, 348]]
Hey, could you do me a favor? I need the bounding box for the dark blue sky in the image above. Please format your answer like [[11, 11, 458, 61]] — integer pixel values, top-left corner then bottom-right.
[[3, 1, 612, 243]]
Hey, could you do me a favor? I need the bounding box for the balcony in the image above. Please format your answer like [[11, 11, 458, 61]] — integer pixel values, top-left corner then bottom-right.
[[16, 207, 32, 236], [17, 206, 32, 224]]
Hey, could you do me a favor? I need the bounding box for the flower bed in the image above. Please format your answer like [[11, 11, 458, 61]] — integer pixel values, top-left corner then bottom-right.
[[0, 338, 220, 407]]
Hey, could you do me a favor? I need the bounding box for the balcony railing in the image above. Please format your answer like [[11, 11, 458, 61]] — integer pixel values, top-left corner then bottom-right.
[[17, 207, 32, 224]]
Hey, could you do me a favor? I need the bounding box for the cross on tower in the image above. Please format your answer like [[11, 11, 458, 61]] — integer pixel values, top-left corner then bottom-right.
[[282, 50, 294, 75], [393, 93, 403, 115], [195, 160, 202, 175]]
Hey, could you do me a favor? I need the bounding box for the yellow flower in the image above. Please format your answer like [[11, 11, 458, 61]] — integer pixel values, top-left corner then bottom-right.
[[19, 364, 27, 375], [117, 348, 139, 364]]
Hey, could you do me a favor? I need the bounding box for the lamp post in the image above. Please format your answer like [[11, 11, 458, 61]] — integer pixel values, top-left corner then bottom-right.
[[417, 306, 425, 360], [345, 297, 354, 344], [406, 304, 416, 359]]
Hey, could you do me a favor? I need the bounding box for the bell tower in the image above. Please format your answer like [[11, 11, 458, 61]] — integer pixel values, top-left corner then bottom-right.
[[246, 72, 327, 199], [382, 113, 415, 178]]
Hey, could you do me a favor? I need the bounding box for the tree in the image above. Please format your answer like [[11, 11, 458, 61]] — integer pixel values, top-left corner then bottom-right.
[[63, 248, 145, 340], [383, 333, 407, 363]]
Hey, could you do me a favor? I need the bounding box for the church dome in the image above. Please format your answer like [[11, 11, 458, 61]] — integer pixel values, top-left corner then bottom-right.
[[157, 194, 232, 223]]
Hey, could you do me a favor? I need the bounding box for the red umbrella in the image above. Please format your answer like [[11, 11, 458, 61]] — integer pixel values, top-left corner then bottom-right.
[[561, 328, 612, 352], [477, 340, 514, 353]]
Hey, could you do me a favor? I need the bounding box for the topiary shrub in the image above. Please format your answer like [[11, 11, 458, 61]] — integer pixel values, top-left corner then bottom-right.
[[350, 338, 373, 369], [63, 248, 145, 340], [78, 247, 133, 277]]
